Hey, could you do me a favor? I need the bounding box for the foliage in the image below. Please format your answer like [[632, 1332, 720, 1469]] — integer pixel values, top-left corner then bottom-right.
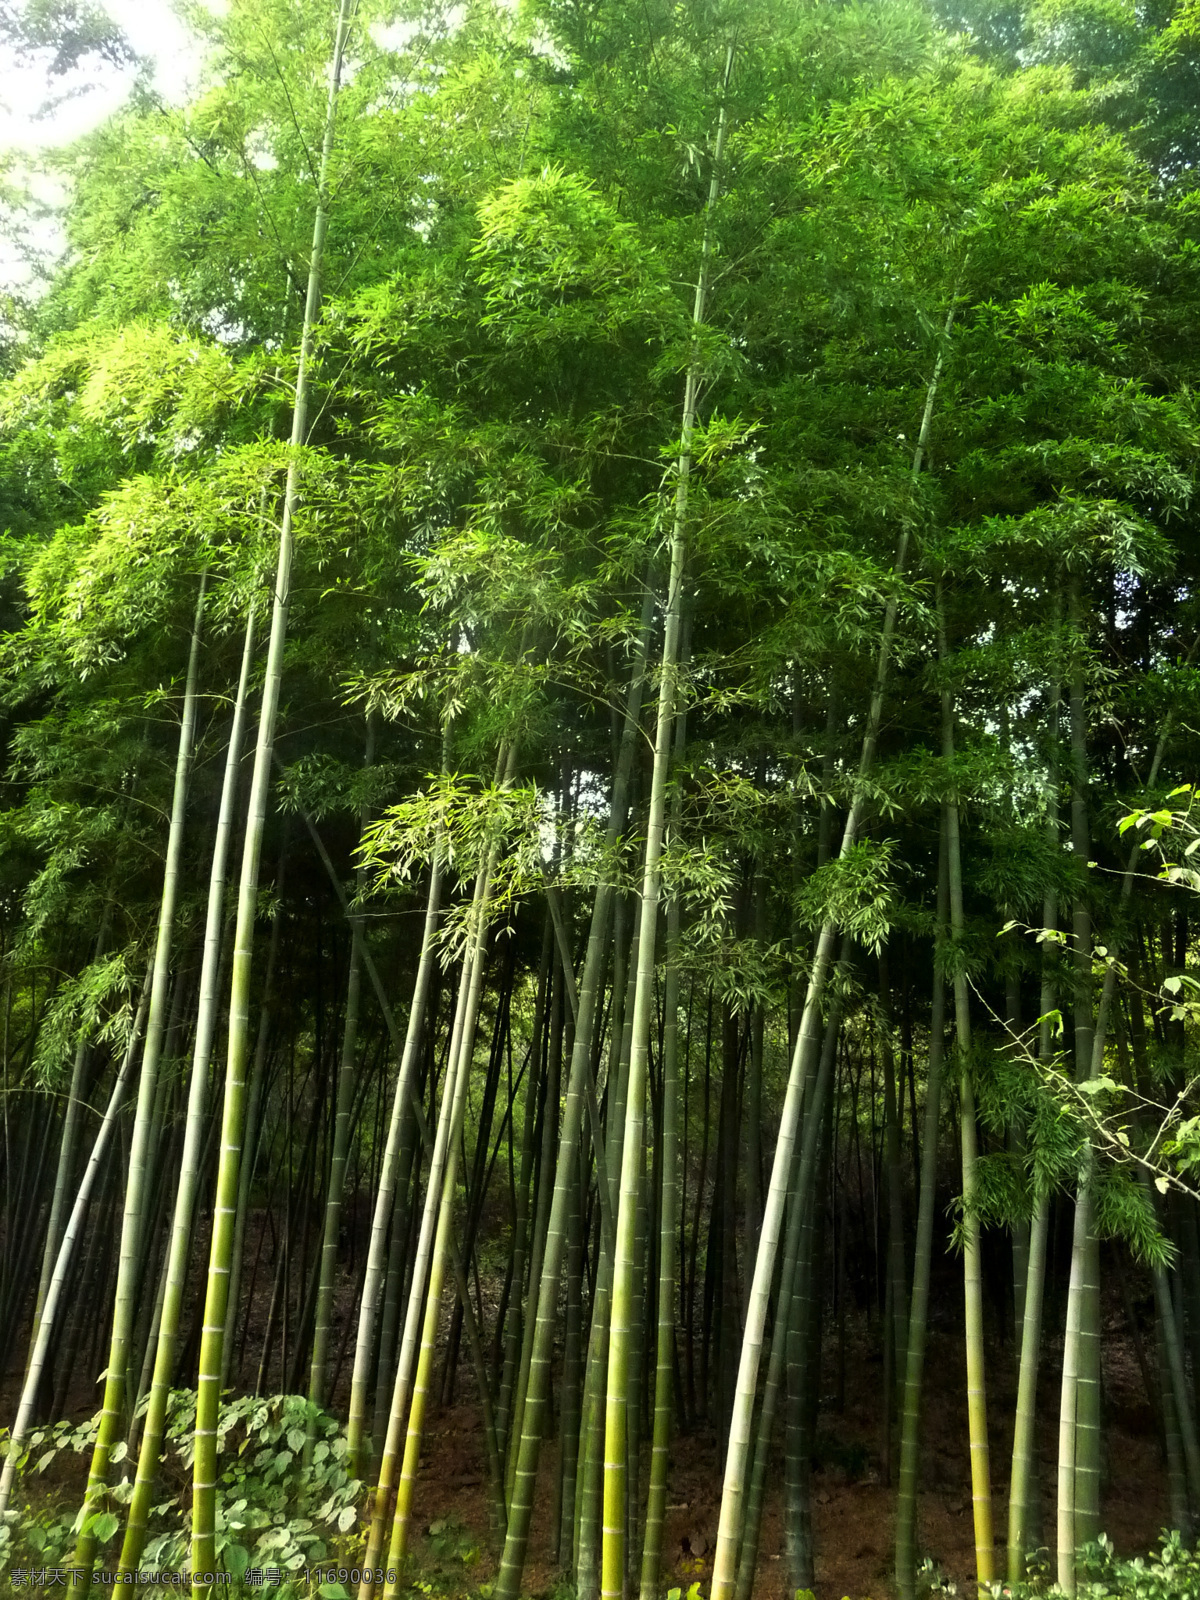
[[794, 841, 898, 956], [969, 1532, 1200, 1598], [0, 1396, 365, 1579]]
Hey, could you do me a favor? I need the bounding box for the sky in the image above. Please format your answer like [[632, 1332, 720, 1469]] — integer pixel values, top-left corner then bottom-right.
[[0, 1, 198, 150], [0, 1, 203, 292]]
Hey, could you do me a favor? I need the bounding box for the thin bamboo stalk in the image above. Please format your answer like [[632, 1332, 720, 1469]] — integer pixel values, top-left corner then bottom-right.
[[1058, 579, 1098, 1594], [711, 273, 960, 1600], [377, 793, 510, 1593], [75, 575, 207, 1579], [496, 923, 550, 1477], [1009, 1190, 1049, 1575], [601, 51, 734, 1600], [880, 948, 907, 1482], [492, 587, 654, 1600], [0, 982, 151, 1521], [309, 719, 375, 1414], [1006, 783, 1059, 1582], [360, 746, 514, 1596], [191, 7, 355, 1580], [637, 687, 689, 1600], [346, 856, 444, 1475], [735, 964, 848, 1600], [119, 602, 257, 1570], [939, 588, 994, 1586], [577, 912, 640, 1600]]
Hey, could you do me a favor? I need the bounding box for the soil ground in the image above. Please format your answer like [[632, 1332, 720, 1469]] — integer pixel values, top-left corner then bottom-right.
[[400, 1311, 1168, 1600]]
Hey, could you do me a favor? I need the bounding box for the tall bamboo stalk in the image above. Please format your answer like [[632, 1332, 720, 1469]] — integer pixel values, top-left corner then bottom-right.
[[1007, 756, 1058, 1582], [880, 950, 907, 1481], [119, 602, 257, 1571], [1057, 580, 1097, 1595], [1056, 1190, 1089, 1596], [345, 854, 443, 1475], [735, 963, 848, 1600], [497, 917, 552, 1483], [939, 586, 994, 1586], [191, 7, 354, 1581], [711, 283, 958, 1600], [600, 48, 733, 1600], [308, 718, 375, 1415], [493, 589, 654, 1600], [638, 670, 689, 1600], [0, 982, 151, 1522], [74, 574, 208, 1579], [1009, 1189, 1050, 1574], [509, 959, 564, 1498], [894, 825, 948, 1600], [577, 910, 640, 1600]]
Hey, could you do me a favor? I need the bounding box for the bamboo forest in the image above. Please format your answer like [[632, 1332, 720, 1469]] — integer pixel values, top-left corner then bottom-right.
[[9, 0, 1200, 1596]]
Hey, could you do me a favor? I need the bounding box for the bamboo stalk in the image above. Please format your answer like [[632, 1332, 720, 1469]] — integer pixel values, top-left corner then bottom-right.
[[309, 719, 375, 1416], [638, 682, 690, 1600], [75, 574, 208, 1579], [939, 586, 995, 1587], [601, 47, 734, 1600], [711, 271, 959, 1600], [191, 6, 355, 1581], [119, 602, 257, 1570], [346, 855, 444, 1475], [378, 793, 510, 1592], [0, 982, 151, 1522], [493, 587, 654, 1600], [360, 745, 514, 1596], [735, 964, 848, 1600]]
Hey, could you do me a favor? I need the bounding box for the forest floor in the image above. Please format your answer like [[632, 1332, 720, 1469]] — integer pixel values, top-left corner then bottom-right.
[[399, 1302, 1168, 1600], [2, 1262, 1171, 1600]]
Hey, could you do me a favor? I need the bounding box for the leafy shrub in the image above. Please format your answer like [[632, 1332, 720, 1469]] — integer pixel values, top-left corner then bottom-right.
[[0, 1392, 365, 1581], [923, 1533, 1200, 1599]]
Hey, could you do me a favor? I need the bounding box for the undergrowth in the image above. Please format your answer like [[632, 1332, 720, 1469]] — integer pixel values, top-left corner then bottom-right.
[[2, 1418, 1197, 1600], [0, 1394, 363, 1586], [922, 1532, 1200, 1600]]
